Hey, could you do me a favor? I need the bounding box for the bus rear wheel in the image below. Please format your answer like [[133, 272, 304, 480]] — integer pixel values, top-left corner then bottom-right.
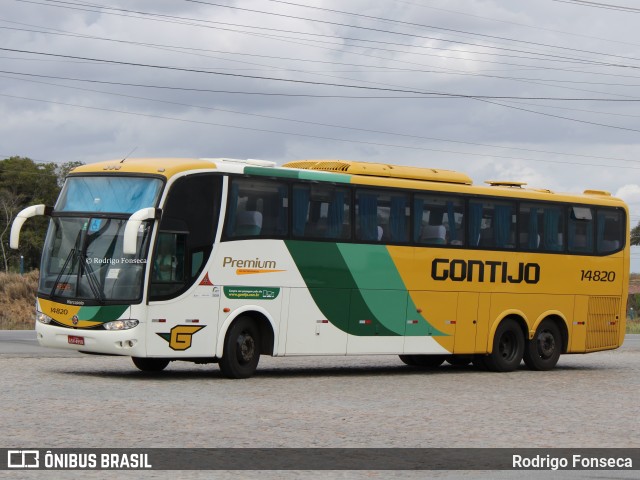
[[219, 316, 261, 379], [132, 357, 169, 372], [523, 320, 562, 371], [484, 319, 524, 372]]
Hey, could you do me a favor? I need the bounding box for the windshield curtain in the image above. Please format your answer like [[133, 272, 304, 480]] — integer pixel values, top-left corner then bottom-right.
[[39, 217, 152, 303], [57, 176, 163, 213]]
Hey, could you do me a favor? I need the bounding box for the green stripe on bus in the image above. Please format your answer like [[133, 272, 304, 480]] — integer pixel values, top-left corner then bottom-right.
[[78, 305, 129, 322], [285, 241, 445, 336], [285, 241, 396, 336], [336, 244, 445, 336], [244, 166, 351, 184]]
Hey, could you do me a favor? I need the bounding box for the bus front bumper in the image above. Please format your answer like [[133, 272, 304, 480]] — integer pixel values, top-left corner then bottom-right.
[[36, 322, 146, 357]]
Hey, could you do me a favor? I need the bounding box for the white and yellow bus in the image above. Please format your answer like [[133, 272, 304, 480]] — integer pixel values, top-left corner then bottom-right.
[[11, 158, 629, 378]]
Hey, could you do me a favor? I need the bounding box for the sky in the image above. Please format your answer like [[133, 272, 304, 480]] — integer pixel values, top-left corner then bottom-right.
[[2, 0, 640, 269]]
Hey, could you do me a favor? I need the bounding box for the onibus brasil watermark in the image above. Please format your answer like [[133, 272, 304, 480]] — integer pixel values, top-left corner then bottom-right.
[[7, 450, 151, 470]]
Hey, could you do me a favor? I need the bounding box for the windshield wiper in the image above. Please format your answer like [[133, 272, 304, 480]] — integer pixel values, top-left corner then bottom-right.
[[49, 222, 105, 304], [78, 250, 104, 303], [50, 247, 76, 298]]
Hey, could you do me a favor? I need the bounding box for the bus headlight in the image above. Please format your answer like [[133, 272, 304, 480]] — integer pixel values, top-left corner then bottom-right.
[[103, 319, 139, 331], [36, 311, 53, 324]]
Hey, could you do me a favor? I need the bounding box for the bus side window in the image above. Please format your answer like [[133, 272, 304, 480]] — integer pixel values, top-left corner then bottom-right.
[[597, 208, 624, 254], [568, 206, 594, 253], [520, 204, 566, 252], [414, 195, 464, 246], [518, 204, 541, 250], [225, 178, 288, 238], [469, 200, 515, 249], [355, 189, 409, 243], [153, 232, 185, 282], [292, 184, 350, 240]]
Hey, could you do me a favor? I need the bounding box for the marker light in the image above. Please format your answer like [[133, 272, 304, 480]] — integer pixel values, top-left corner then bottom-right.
[[103, 319, 139, 331]]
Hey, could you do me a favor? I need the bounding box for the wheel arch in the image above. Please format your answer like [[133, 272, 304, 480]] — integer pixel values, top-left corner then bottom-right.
[[486, 310, 528, 354], [216, 306, 277, 358], [532, 312, 570, 354]]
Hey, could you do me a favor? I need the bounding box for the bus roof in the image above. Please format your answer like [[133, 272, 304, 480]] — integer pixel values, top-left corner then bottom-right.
[[282, 159, 473, 185], [70, 158, 218, 178], [69, 157, 626, 207]]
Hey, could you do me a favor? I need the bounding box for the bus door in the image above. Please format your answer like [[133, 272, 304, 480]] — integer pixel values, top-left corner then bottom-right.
[[145, 231, 221, 358], [144, 174, 222, 358]]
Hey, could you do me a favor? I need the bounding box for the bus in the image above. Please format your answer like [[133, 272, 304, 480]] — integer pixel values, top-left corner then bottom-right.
[[10, 158, 629, 378]]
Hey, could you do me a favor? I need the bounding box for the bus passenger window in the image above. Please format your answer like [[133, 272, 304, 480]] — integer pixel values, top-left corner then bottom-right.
[[414, 195, 464, 246], [597, 208, 624, 254], [568, 206, 594, 253], [225, 178, 288, 238], [519, 204, 566, 252], [292, 184, 350, 240], [355, 189, 409, 243], [469, 200, 515, 249]]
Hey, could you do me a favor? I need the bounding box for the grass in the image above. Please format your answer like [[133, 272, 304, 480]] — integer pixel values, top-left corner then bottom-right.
[[1, 270, 639, 333], [0, 270, 39, 330], [627, 318, 640, 334]]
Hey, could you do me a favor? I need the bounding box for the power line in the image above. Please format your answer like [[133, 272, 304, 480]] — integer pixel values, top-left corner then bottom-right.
[[8, 24, 640, 91], [393, 0, 640, 49], [7, 70, 640, 166], [260, 0, 640, 64], [4, 47, 640, 101], [26, 0, 640, 69], [9, 3, 640, 83], [552, 0, 640, 13], [185, 0, 640, 69], [5, 91, 640, 171]]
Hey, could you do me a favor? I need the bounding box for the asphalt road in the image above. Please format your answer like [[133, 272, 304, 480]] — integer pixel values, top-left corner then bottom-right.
[[0, 331, 638, 480]]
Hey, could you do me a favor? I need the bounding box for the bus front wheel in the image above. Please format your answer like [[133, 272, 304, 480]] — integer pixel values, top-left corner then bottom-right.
[[484, 319, 524, 372], [132, 357, 170, 372], [523, 320, 562, 371], [219, 316, 261, 379]]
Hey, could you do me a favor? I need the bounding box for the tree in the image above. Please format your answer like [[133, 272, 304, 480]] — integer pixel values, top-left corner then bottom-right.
[[55, 161, 84, 187], [632, 223, 640, 246], [0, 190, 23, 273], [0, 157, 83, 271]]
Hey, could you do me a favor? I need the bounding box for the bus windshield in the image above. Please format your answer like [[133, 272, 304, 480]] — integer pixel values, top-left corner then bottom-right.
[[56, 176, 163, 213], [39, 216, 153, 303], [39, 175, 163, 303]]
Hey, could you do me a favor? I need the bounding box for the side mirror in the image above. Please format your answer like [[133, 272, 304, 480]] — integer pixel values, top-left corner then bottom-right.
[[10, 204, 53, 249], [123, 208, 161, 255]]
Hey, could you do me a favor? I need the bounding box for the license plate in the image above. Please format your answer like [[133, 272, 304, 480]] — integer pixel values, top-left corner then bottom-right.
[[68, 335, 85, 346]]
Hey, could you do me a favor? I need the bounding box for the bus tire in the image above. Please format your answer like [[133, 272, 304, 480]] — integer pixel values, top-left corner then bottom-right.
[[219, 316, 261, 379], [132, 357, 169, 372], [523, 320, 562, 371], [399, 355, 417, 366], [484, 319, 524, 372]]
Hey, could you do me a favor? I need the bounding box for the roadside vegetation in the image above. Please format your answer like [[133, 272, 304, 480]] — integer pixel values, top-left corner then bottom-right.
[[0, 270, 39, 330]]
